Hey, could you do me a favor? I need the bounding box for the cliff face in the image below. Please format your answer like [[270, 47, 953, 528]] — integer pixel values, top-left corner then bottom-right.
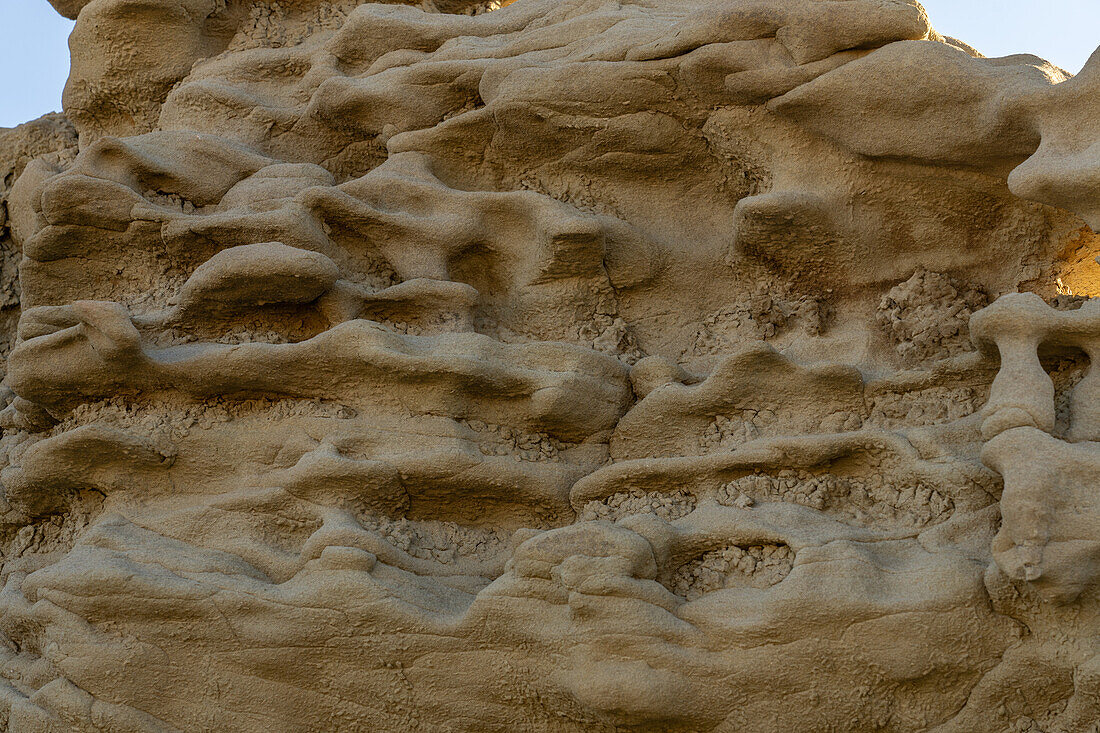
[[0, 1, 1098, 730]]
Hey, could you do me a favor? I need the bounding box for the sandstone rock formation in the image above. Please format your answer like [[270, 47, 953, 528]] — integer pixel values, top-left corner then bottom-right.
[[0, 0, 1098, 730]]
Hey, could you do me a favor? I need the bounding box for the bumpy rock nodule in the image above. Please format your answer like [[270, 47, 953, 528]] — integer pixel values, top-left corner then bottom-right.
[[0, 0, 1099, 730]]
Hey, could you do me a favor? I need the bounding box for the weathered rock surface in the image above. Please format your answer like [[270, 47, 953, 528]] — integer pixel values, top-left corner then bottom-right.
[[0, 0, 1098, 730]]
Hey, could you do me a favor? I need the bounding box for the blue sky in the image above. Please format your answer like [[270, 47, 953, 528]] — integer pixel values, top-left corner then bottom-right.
[[920, 0, 1099, 73], [1, 1, 74, 128], [0, 0, 1098, 128]]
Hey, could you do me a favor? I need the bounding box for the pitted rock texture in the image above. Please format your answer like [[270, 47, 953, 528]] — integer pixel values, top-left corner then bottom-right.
[[0, 0, 1099, 731]]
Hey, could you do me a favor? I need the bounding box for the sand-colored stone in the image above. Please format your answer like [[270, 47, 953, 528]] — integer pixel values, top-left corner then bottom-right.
[[0, 0, 1098, 730]]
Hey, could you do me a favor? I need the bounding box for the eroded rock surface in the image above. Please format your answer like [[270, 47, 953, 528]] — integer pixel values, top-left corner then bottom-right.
[[0, 0, 1098, 730]]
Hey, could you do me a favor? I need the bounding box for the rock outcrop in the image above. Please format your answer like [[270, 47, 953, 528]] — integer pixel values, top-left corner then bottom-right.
[[0, 0, 1098, 730]]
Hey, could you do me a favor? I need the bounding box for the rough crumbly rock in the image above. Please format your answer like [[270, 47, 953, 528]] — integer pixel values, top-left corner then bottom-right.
[[877, 269, 990, 366], [578, 489, 697, 523], [669, 543, 795, 600]]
